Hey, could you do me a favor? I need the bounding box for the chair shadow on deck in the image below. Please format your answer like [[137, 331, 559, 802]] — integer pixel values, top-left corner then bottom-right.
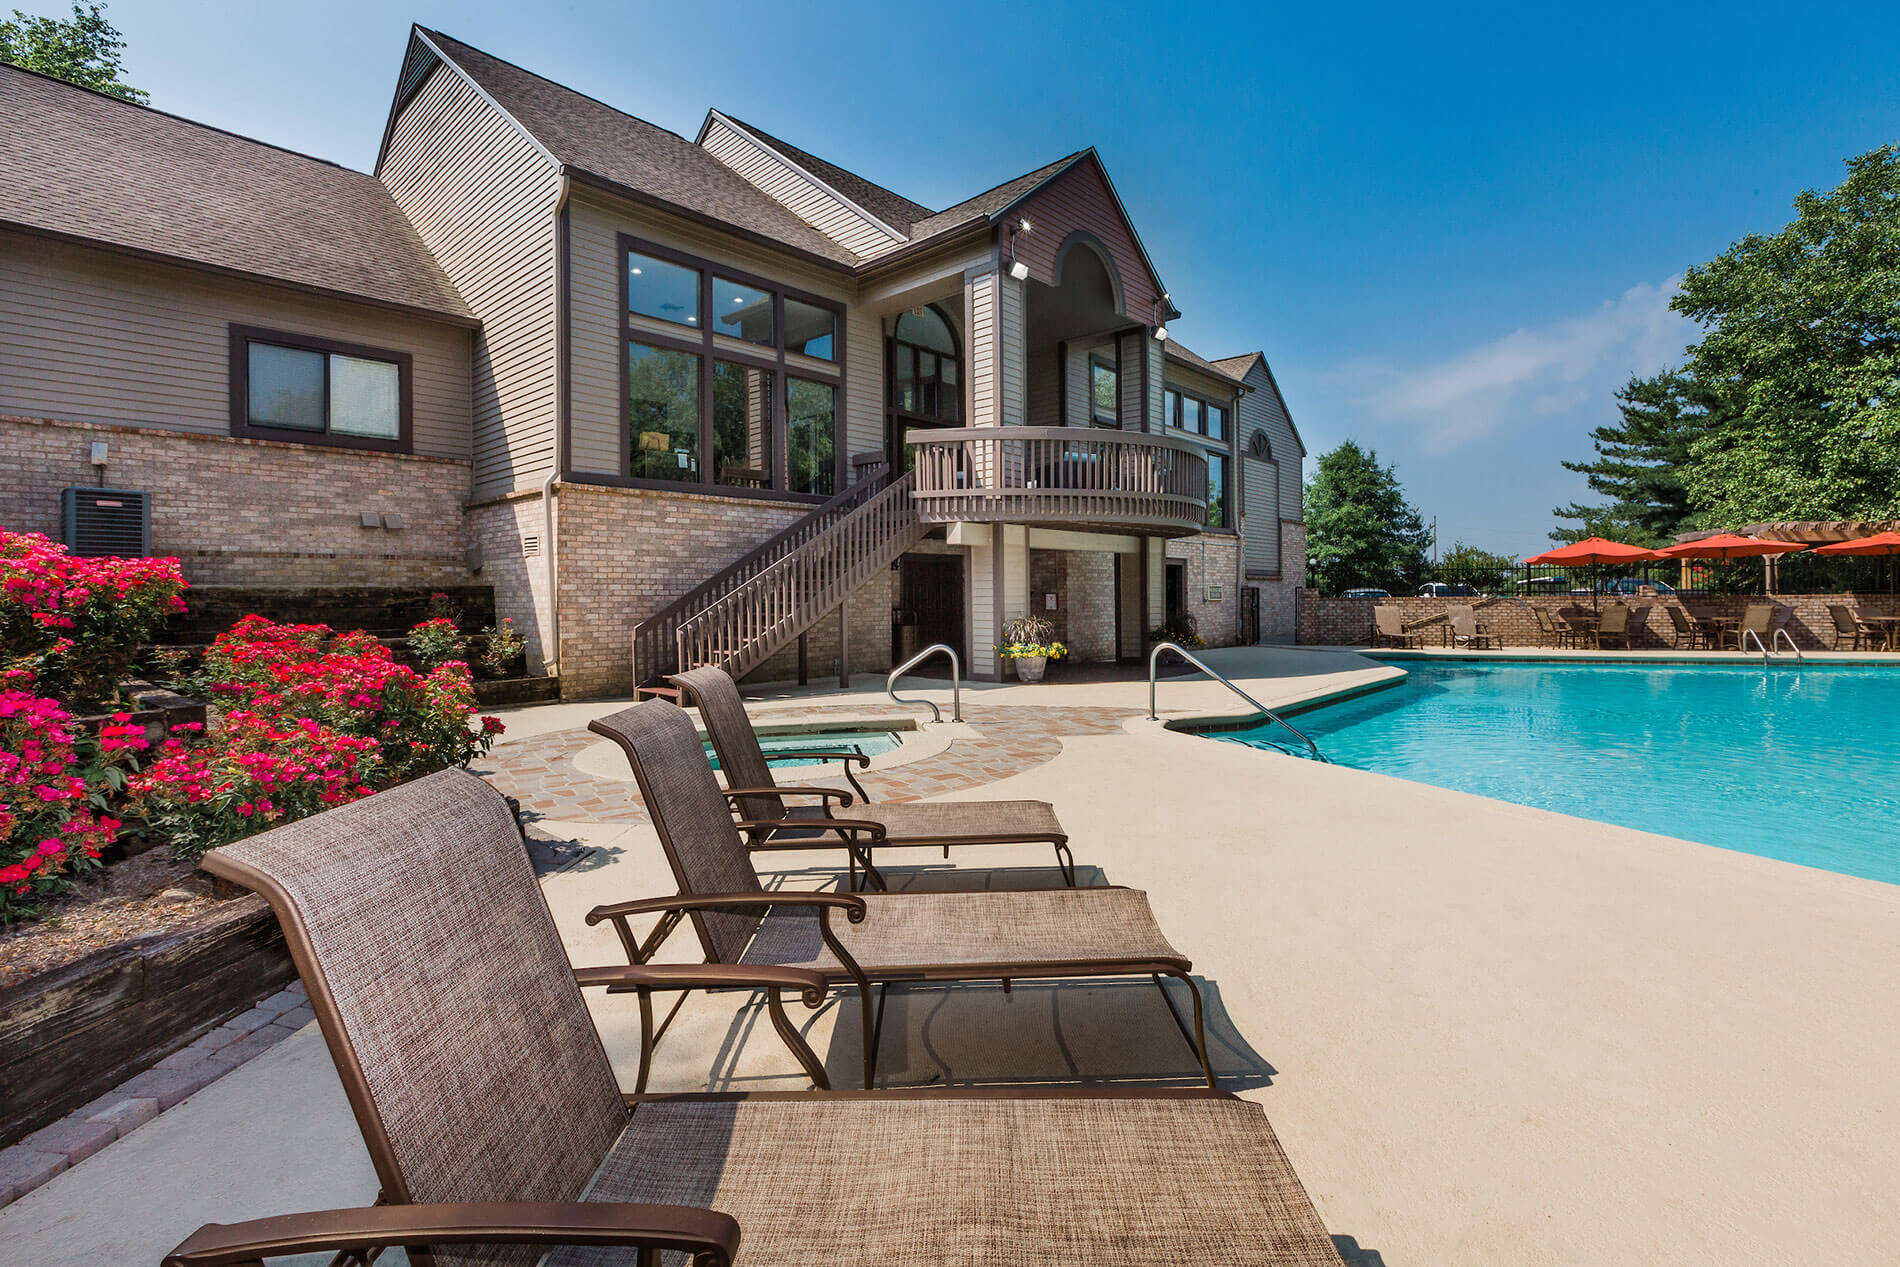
[[707, 861, 1279, 1092]]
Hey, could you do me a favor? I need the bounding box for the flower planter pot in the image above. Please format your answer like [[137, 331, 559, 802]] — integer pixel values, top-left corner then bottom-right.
[[1013, 654, 1048, 683]]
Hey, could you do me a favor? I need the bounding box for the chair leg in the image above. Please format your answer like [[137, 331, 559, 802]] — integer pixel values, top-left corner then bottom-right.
[[857, 981, 888, 1088], [1052, 839, 1076, 886], [764, 985, 830, 1090], [1153, 971, 1217, 1089]]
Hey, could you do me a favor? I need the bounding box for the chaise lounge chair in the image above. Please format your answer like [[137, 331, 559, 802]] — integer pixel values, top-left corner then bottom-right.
[[670, 666, 1073, 888], [589, 698, 1217, 1089], [165, 768, 1344, 1266]]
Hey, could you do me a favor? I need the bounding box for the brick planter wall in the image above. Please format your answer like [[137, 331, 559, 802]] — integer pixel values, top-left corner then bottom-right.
[[1, 415, 472, 587], [1297, 591, 1897, 650]]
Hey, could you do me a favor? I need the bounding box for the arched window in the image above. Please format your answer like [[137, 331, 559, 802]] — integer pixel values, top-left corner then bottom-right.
[[889, 305, 961, 425]]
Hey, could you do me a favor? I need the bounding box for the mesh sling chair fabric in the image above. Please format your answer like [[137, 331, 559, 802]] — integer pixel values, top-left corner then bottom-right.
[[587, 698, 1216, 1088], [669, 666, 1073, 887], [181, 770, 1345, 1266]]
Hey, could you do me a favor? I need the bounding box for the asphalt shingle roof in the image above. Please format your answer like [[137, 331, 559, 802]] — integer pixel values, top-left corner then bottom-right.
[[420, 30, 862, 268], [0, 63, 471, 321], [901, 152, 1089, 246], [712, 113, 931, 234], [1166, 341, 1247, 382]]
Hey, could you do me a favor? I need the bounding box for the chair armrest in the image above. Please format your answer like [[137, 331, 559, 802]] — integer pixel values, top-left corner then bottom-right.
[[576, 962, 827, 1005], [723, 785, 854, 807], [767, 748, 872, 768], [586, 890, 868, 927], [737, 817, 887, 842], [162, 1202, 739, 1266]]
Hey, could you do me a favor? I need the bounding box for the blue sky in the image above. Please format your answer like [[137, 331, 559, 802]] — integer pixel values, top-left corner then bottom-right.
[[92, 0, 1900, 555]]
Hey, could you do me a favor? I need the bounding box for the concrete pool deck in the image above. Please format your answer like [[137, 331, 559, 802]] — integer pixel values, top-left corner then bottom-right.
[[4, 646, 1897, 1264]]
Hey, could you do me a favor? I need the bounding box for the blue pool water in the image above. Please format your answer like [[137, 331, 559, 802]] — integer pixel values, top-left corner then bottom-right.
[[1213, 663, 1900, 884], [704, 729, 900, 770]]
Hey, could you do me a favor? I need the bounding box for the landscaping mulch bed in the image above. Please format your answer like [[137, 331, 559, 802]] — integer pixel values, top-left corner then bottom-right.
[[0, 853, 235, 990]]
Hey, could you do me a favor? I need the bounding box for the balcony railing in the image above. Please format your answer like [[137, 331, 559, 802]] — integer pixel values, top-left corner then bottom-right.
[[907, 426, 1209, 537]]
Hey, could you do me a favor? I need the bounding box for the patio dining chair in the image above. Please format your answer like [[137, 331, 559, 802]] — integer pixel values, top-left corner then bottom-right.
[[1371, 604, 1421, 647], [1827, 603, 1884, 650], [589, 699, 1218, 1090], [165, 768, 1344, 1267], [670, 666, 1073, 888], [1726, 603, 1776, 651], [1665, 605, 1708, 649], [1593, 604, 1632, 650], [1531, 605, 1566, 648]]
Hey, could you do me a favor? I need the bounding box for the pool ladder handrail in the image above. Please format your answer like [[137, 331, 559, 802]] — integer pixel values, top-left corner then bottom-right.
[[1147, 641, 1327, 761], [1739, 626, 1804, 665], [887, 642, 963, 723]]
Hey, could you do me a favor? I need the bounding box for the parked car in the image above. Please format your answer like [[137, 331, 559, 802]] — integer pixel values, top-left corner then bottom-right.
[[1417, 582, 1482, 597], [1599, 576, 1676, 596], [1343, 587, 1392, 599], [1517, 575, 1572, 592]]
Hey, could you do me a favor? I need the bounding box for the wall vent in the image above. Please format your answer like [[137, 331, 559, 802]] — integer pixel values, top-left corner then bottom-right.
[[520, 533, 541, 557], [61, 487, 151, 557]]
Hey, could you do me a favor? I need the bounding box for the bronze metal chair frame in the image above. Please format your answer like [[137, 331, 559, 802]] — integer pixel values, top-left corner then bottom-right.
[[669, 667, 1076, 888], [167, 771, 1337, 1266], [1370, 605, 1422, 648], [590, 701, 1216, 1091]]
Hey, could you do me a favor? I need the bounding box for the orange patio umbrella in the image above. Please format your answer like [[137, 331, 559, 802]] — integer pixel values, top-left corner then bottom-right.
[[1524, 537, 1665, 608], [1812, 530, 1900, 595], [1656, 533, 1808, 560]]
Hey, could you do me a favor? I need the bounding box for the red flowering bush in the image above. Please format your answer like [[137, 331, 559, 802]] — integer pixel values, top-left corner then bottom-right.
[[0, 691, 141, 922], [197, 615, 500, 782], [127, 711, 381, 860], [1, 529, 188, 710], [406, 616, 468, 672]]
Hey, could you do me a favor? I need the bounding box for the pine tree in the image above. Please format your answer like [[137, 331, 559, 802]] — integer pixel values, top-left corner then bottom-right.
[[1551, 370, 1729, 545]]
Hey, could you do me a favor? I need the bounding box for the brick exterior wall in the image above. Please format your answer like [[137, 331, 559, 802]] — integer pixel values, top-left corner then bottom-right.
[[1249, 520, 1306, 643], [466, 494, 557, 674], [1297, 591, 1891, 651], [2, 415, 472, 587], [547, 482, 894, 698], [1027, 548, 1118, 662], [1167, 533, 1242, 647]]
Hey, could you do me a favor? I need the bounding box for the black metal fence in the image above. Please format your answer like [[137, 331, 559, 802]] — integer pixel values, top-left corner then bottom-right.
[[1325, 554, 1895, 599]]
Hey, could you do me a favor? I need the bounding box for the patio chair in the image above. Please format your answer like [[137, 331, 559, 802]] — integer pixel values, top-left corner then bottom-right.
[[166, 768, 1344, 1267], [1448, 609, 1500, 649], [589, 699, 1218, 1089], [1827, 603, 1884, 650], [1726, 603, 1776, 651], [1664, 605, 1708, 649], [1593, 604, 1632, 650], [1531, 605, 1566, 648], [1371, 604, 1421, 647], [670, 666, 1073, 888]]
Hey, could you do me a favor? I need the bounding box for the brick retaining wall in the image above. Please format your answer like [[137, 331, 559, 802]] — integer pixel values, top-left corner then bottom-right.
[[1298, 591, 1898, 650]]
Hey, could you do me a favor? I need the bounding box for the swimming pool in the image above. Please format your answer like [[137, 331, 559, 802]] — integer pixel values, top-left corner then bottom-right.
[[704, 728, 901, 770], [1211, 662, 1900, 885]]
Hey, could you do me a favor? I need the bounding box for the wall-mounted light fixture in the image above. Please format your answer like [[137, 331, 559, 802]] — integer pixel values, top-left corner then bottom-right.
[[1007, 217, 1033, 281]]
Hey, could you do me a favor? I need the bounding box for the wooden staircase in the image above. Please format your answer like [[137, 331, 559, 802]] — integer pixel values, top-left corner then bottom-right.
[[632, 469, 924, 686]]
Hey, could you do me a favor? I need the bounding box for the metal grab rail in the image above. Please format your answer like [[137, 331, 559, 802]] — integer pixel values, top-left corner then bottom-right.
[[887, 643, 963, 724], [1146, 642, 1325, 761], [1740, 627, 1771, 665], [1773, 627, 1804, 662]]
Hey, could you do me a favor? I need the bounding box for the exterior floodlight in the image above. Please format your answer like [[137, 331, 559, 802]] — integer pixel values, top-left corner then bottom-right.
[[1008, 259, 1030, 282], [1154, 325, 1170, 342]]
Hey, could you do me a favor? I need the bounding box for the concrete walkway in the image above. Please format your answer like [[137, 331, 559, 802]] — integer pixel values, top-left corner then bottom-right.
[[4, 646, 1897, 1265]]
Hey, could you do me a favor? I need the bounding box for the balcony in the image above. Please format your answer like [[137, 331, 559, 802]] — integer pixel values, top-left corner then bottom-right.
[[907, 427, 1208, 537]]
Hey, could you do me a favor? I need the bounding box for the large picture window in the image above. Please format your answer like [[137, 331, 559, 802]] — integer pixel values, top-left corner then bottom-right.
[[1207, 452, 1228, 529], [1090, 354, 1120, 427], [617, 235, 844, 499], [888, 306, 959, 424], [229, 325, 411, 452]]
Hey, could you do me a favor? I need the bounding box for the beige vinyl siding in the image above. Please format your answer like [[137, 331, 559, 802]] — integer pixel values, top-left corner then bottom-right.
[[1117, 331, 1144, 427], [565, 192, 857, 480], [966, 271, 999, 426], [967, 527, 997, 677], [0, 229, 471, 458], [700, 117, 898, 260], [1243, 456, 1282, 574], [1145, 339, 1165, 435], [998, 273, 1026, 425], [380, 64, 559, 498]]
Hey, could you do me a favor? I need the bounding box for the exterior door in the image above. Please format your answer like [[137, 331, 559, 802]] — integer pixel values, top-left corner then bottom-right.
[[895, 555, 964, 666]]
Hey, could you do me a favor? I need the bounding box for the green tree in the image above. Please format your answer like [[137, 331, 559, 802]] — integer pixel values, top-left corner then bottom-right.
[[1437, 540, 1517, 591], [1305, 440, 1431, 595], [1550, 370, 1730, 545], [1671, 145, 1900, 524], [0, 2, 144, 102]]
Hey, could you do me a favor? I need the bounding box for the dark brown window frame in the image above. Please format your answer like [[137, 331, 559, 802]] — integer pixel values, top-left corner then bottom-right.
[[1163, 378, 1237, 534], [607, 233, 845, 503], [1164, 383, 1229, 442], [228, 324, 414, 454]]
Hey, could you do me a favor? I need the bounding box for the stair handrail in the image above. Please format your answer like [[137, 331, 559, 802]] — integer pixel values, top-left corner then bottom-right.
[[1147, 641, 1325, 761], [1772, 627, 1803, 662], [632, 472, 890, 684], [887, 643, 962, 723], [673, 471, 921, 682], [1740, 626, 1770, 665]]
